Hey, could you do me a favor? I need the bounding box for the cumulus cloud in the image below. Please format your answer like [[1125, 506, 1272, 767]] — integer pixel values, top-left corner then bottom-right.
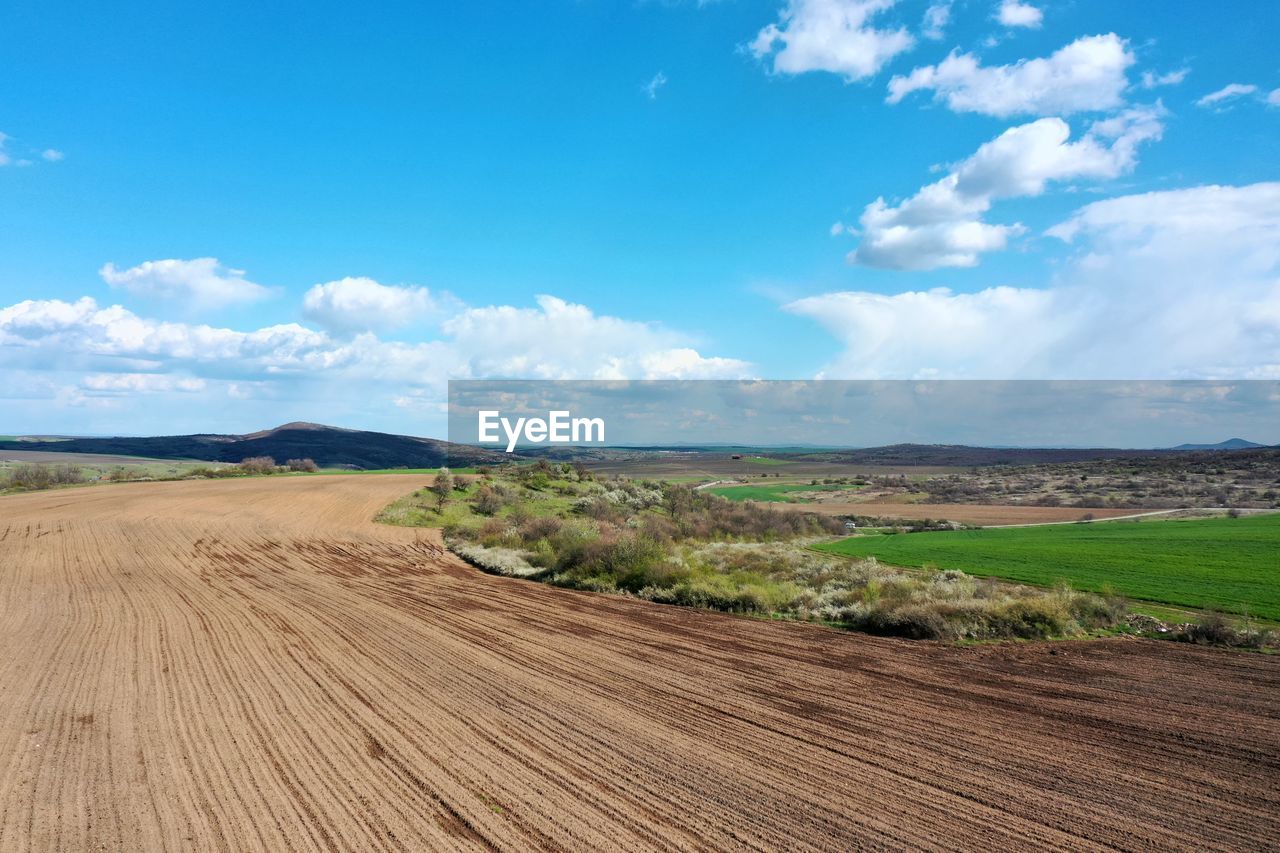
[[786, 287, 1062, 376], [301, 277, 447, 335], [996, 0, 1042, 28], [849, 107, 1164, 269], [921, 2, 951, 40], [887, 33, 1134, 117], [41, 149, 65, 162], [0, 292, 750, 430], [750, 0, 914, 82], [790, 182, 1280, 378], [1269, 88, 1280, 107], [440, 295, 750, 379], [1195, 83, 1258, 109], [99, 258, 272, 310]]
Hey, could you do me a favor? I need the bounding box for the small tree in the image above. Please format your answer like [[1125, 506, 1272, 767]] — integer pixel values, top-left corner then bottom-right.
[[286, 458, 319, 473], [431, 467, 454, 510]]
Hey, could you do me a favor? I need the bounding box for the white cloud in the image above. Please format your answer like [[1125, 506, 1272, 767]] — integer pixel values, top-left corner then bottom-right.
[[302, 277, 446, 335], [787, 287, 1062, 377], [1269, 88, 1280, 107], [921, 2, 951, 40], [790, 182, 1280, 378], [0, 134, 65, 167], [849, 107, 1163, 269], [440, 295, 750, 379], [996, 0, 1042, 28], [1139, 68, 1188, 89], [99, 258, 272, 309], [81, 373, 206, 394], [0, 294, 747, 381], [643, 71, 668, 100], [750, 0, 914, 82], [0, 292, 750, 430], [1195, 83, 1258, 108], [888, 33, 1134, 117]]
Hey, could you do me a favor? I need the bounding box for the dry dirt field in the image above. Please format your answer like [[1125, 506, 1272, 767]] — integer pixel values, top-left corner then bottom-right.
[[1, 476, 1277, 851]]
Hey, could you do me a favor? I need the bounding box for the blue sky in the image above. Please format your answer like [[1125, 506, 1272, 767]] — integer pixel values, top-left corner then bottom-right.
[[1, 0, 1278, 436]]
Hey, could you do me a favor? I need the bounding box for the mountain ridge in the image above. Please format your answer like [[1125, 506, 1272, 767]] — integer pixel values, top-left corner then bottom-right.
[[0, 423, 505, 470]]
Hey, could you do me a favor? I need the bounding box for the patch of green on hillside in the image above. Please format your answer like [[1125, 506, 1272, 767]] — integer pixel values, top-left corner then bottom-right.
[[708, 483, 864, 502]]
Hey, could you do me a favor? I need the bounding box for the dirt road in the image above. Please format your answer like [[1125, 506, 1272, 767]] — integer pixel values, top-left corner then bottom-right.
[[1, 476, 1277, 851], [803, 501, 1144, 526]]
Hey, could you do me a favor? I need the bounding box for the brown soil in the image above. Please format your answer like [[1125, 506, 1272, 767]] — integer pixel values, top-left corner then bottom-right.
[[1, 475, 1276, 851]]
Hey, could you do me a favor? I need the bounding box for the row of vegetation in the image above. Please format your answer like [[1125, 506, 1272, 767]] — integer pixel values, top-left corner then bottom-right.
[[1, 456, 321, 493], [185, 456, 321, 477], [0, 463, 87, 491], [381, 463, 1148, 642]]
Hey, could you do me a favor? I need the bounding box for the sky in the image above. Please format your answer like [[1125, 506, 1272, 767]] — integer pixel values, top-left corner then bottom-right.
[[1, 0, 1278, 437], [447, 381, 1280, 448]]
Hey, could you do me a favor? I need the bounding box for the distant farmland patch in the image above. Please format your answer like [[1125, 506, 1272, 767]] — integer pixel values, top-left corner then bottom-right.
[[708, 483, 864, 502], [741, 456, 794, 466], [815, 513, 1280, 620]]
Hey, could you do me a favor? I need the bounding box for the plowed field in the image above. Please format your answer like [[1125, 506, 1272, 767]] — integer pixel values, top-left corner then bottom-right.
[[1, 476, 1277, 851]]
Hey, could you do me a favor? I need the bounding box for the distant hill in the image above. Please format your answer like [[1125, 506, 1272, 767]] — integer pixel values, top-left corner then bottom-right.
[[0, 423, 507, 470], [790, 443, 1182, 466], [1170, 438, 1264, 451]]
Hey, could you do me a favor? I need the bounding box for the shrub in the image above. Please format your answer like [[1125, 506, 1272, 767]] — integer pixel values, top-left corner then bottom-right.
[[1176, 612, 1239, 646], [855, 604, 951, 640], [2, 463, 85, 491], [520, 515, 563, 542], [286, 458, 319, 472], [451, 544, 539, 578], [471, 485, 503, 516], [986, 597, 1071, 640], [239, 456, 278, 475]]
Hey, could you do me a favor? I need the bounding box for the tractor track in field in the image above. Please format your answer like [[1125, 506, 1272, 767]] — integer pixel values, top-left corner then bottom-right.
[[0, 475, 1277, 851]]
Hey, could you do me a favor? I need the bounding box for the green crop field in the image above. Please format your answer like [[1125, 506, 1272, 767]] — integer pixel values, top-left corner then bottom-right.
[[815, 513, 1280, 620], [708, 482, 863, 502], [741, 456, 794, 466]]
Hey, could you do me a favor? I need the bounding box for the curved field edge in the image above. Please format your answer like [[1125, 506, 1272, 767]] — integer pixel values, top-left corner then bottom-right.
[[814, 514, 1280, 621]]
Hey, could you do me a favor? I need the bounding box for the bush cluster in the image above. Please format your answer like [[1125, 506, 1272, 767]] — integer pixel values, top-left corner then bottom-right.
[[1172, 612, 1275, 650], [1, 463, 85, 491]]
